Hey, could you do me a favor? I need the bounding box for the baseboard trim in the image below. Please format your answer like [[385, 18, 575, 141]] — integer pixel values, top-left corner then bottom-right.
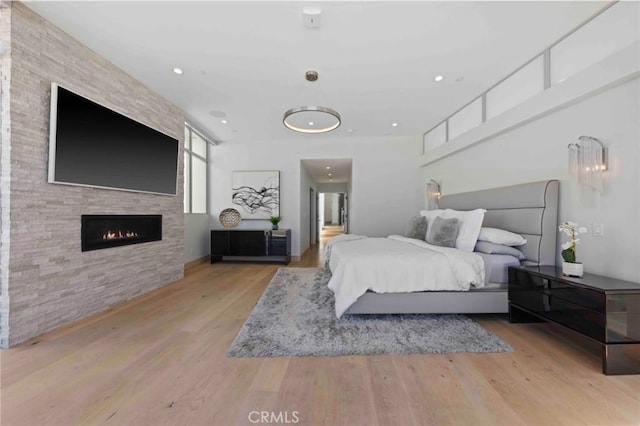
[[296, 247, 308, 261], [185, 255, 209, 272]]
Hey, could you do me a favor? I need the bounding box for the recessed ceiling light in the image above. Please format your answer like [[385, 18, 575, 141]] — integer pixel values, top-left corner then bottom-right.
[[328, 173, 332, 176], [308, 121, 315, 126], [221, 119, 228, 124], [326, 166, 331, 170], [391, 122, 398, 127], [173, 68, 183, 75], [434, 75, 444, 82]]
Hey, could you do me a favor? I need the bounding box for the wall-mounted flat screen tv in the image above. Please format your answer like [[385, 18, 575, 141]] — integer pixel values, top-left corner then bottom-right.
[[48, 83, 179, 195]]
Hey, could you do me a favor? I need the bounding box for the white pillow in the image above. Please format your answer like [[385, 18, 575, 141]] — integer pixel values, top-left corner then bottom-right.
[[440, 208, 486, 252], [419, 209, 445, 238], [478, 227, 527, 247]]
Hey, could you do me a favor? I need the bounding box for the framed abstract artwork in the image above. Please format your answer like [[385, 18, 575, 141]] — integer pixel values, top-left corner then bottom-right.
[[232, 170, 280, 219]]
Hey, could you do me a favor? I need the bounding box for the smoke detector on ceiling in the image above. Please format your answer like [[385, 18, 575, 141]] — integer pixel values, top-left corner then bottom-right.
[[303, 8, 322, 28], [305, 70, 319, 82]]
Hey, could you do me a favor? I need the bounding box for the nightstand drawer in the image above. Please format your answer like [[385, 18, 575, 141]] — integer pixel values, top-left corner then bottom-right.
[[545, 297, 606, 341], [508, 269, 548, 312], [548, 281, 605, 312], [510, 269, 547, 290], [508, 287, 546, 314]]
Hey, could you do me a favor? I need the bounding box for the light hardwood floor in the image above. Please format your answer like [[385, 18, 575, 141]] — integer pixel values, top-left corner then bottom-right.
[[2, 242, 639, 426], [320, 225, 344, 239]]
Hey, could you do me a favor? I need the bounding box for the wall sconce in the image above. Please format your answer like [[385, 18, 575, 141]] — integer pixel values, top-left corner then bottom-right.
[[426, 179, 441, 210], [568, 136, 607, 194]]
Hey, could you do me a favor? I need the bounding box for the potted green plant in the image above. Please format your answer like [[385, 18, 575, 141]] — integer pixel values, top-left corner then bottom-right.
[[558, 221, 587, 277], [269, 216, 281, 230]]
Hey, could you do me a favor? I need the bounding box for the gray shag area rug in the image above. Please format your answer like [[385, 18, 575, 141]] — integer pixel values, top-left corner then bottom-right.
[[228, 268, 513, 357]]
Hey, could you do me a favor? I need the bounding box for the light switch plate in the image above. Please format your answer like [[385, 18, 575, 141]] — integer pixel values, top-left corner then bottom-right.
[[592, 223, 604, 236]]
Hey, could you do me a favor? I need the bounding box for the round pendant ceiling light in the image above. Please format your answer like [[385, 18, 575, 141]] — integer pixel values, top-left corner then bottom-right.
[[283, 106, 341, 134], [283, 70, 341, 134]]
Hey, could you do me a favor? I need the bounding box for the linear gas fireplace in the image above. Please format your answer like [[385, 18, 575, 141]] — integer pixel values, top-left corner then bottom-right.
[[81, 215, 162, 252]]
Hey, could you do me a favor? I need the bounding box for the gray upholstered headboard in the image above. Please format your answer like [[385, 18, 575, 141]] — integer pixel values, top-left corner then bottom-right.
[[438, 180, 559, 266]]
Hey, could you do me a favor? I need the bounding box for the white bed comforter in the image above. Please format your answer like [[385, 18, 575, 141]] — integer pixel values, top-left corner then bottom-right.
[[322, 233, 368, 270], [327, 235, 485, 318]]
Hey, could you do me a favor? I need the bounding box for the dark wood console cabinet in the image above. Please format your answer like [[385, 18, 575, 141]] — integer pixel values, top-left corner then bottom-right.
[[210, 229, 291, 264], [508, 265, 640, 375]]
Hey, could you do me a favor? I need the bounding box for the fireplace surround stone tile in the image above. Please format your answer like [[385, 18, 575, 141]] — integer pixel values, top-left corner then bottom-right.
[[1, 3, 185, 347]]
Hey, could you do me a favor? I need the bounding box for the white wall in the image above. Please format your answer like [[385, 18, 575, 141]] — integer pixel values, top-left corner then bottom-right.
[[323, 193, 333, 224], [317, 183, 348, 192], [299, 162, 317, 255], [346, 181, 352, 233], [422, 77, 640, 282], [210, 135, 422, 257], [318, 193, 325, 231], [184, 214, 210, 262]]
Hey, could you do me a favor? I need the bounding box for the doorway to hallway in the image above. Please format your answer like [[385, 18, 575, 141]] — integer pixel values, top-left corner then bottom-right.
[[300, 158, 352, 253], [318, 192, 346, 242]]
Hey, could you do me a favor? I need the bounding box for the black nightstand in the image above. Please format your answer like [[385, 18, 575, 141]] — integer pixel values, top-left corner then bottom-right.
[[508, 265, 640, 375]]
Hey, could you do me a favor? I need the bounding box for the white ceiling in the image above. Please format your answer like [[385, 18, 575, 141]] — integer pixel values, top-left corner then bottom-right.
[[302, 158, 352, 184], [26, 1, 607, 143]]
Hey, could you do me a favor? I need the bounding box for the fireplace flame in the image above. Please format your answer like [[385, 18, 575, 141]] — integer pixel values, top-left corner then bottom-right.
[[102, 230, 139, 240]]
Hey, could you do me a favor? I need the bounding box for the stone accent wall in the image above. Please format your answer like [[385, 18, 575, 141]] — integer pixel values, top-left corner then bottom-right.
[[3, 3, 185, 347], [0, 3, 12, 345]]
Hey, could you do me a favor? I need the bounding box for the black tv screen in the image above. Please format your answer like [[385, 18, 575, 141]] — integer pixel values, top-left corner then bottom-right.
[[48, 84, 179, 195]]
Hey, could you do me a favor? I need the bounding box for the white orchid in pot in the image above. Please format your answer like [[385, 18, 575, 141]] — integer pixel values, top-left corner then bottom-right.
[[558, 221, 587, 277]]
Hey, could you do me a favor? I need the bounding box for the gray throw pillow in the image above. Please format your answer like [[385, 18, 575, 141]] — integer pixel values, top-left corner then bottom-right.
[[426, 216, 459, 247], [405, 216, 428, 240], [474, 241, 527, 260]]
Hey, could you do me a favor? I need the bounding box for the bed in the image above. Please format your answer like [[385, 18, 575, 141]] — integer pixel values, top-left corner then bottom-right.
[[327, 180, 559, 317]]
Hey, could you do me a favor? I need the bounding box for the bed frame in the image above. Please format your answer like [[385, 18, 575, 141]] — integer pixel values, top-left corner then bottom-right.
[[344, 180, 559, 315]]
